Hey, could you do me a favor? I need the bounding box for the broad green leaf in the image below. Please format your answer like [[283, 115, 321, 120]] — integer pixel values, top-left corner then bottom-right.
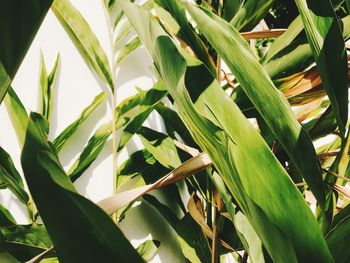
[[295, 0, 348, 137], [38, 53, 60, 122], [136, 240, 160, 262], [0, 0, 53, 103], [21, 112, 143, 262], [230, 0, 274, 31], [52, 0, 113, 88], [137, 127, 182, 169], [155, 0, 215, 75], [326, 216, 350, 263], [0, 224, 51, 262], [0, 146, 29, 205], [53, 92, 106, 151], [182, 2, 326, 207], [144, 195, 211, 263], [119, 1, 333, 261], [68, 122, 112, 181], [116, 36, 141, 64], [4, 88, 28, 147]]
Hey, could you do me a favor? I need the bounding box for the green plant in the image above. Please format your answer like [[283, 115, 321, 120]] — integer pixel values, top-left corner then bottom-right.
[[0, 0, 349, 262]]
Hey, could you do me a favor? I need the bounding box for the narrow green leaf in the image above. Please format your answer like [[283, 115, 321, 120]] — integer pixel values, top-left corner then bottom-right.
[[222, 0, 243, 21], [295, 0, 348, 136], [155, 0, 215, 75], [68, 122, 112, 181], [38, 53, 60, 122], [53, 92, 106, 151], [0, 0, 53, 103], [0, 146, 29, 205], [137, 127, 182, 169], [0, 205, 16, 227], [52, 0, 113, 88], [136, 240, 160, 262], [3, 87, 28, 148], [230, 0, 274, 31], [326, 216, 350, 263], [116, 36, 141, 64], [182, 2, 326, 207], [0, 253, 20, 263], [144, 195, 211, 263], [21, 112, 143, 262], [117, 82, 167, 151]]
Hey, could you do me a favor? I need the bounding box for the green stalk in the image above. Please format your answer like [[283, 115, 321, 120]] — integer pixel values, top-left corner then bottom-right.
[[101, 1, 119, 218]]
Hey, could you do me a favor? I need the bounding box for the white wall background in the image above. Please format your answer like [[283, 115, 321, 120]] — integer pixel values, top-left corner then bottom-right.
[[0, 1, 187, 262]]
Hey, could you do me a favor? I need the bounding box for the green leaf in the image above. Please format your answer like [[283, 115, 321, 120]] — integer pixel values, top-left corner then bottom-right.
[[136, 240, 160, 262], [53, 92, 106, 151], [116, 36, 141, 64], [155, 0, 215, 75], [21, 112, 143, 262], [182, 2, 326, 207], [230, 0, 274, 31], [51, 0, 113, 88], [144, 195, 211, 263], [326, 216, 350, 263], [295, 0, 348, 137], [222, 0, 243, 21], [0, 205, 16, 227], [137, 127, 182, 169], [119, 1, 333, 261], [38, 53, 60, 122], [68, 122, 112, 181], [0, 146, 29, 205], [0, 0, 53, 103], [0, 224, 52, 262], [117, 82, 167, 151], [3, 87, 28, 147]]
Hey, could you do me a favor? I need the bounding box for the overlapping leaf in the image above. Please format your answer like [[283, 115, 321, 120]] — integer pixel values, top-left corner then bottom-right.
[[119, 1, 333, 261], [182, 2, 326, 207], [295, 0, 348, 137]]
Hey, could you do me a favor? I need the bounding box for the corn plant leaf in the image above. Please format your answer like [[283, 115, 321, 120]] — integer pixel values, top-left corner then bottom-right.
[[144, 195, 211, 263], [0, 146, 29, 205], [0, 205, 16, 227], [51, 0, 113, 88], [136, 240, 160, 262], [295, 0, 348, 137], [38, 53, 60, 122], [119, 1, 333, 261], [230, 0, 274, 31], [53, 92, 106, 151], [3, 87, 28, 148], [0, 224, 52, 262], [0, 0, 53, 103], [222, 0, 243, 21], [182, 2, 326, 207], [116, 36, 141, 64], [326, 216, 350, 263], [117, 82, 167, 152], [155, 0, 215, 75], [137, 127, 182, 169], [21, 112, 143, 263], [68, 122, 112, 181]]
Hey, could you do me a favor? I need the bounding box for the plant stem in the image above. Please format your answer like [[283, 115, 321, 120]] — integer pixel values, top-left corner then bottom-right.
[[101, 1, 119, 217]]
